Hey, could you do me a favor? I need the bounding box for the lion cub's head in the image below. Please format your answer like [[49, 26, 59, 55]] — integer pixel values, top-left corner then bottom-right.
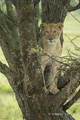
[[40, 22, 63, 44]]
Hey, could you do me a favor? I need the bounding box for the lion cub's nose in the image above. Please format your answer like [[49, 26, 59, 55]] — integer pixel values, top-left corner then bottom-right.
[[49, 38, 53, 41]]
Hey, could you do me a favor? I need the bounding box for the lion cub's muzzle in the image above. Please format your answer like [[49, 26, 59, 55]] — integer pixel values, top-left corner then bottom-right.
[[48, 38, 55, 45], [49, 38, 53, 42]]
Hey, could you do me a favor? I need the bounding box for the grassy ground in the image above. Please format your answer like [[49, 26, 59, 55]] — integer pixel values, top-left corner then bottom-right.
[[67, 102, 80, 120], [0, 10, 80, 120], [0, 77, 23, 120], [0, 94, 22, 120]]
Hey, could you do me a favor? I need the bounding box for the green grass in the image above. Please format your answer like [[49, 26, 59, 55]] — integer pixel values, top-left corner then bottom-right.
[[67, 102, 80, 120], [0, 10, 80, 120], [0, 94, 23, 120], [0, 84, 13, 94]]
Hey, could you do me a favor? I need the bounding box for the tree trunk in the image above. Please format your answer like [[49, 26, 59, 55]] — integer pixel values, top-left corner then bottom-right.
[[41, 0, 68, 46], [0, 0, 80, 120], [16, 1, 75, 120]]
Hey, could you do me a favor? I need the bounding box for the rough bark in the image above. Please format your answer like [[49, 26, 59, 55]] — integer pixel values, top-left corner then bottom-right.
[[0, 0, 80, 120], [41, 0, 69, 23]]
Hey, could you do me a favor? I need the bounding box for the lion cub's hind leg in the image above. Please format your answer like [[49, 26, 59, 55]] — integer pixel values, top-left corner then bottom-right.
[[44, 64, 53, 94], [49, 62, 60, 95], [41, 64, 49, 94]]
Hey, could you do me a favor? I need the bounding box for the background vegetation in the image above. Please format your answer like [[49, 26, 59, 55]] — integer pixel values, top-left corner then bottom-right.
[[0, 7, 80, 120]]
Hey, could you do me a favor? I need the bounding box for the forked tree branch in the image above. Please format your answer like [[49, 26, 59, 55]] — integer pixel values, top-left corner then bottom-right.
[[58, 66, 80, 106], [0, 60, 25, 118], [63, 89, 80, 111], [10, 0, 17, 8], [48, 58, 80, 111], [5, 0, 18, 23], [68, 0, 80, 12], [0, 6, 24, 82], [33, 0, 40, 7], [0, 61, 12, 80], [0, 9, 10, 33]]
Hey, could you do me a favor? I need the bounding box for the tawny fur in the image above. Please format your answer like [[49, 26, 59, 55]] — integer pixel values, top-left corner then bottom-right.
[[39, 22, 63, 94]]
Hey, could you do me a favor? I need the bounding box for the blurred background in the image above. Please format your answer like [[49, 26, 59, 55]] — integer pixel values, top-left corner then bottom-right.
[[0, 0, 80, 120]]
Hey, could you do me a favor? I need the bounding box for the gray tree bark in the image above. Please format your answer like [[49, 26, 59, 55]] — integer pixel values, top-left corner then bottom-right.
[[0, 0, 80, 120]]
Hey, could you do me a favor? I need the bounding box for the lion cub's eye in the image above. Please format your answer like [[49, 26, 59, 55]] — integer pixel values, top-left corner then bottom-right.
[[53, 31, 56, 34], [46, 31, 49, 34]]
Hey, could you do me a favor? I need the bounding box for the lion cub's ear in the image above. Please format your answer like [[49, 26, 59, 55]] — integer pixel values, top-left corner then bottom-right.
[[57, 22, 64, 31], [40, 23, 47, 31]]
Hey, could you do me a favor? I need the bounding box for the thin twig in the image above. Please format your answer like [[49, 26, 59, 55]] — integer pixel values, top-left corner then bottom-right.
[[71, 36, 80, 41], [40, 51, 72, 67], [70, 40, 80, 50], [64, 34, 80, 50], [69, 12, 80, 23]]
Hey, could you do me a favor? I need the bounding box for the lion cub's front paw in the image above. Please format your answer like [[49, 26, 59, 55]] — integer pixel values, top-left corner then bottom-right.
[[44, 87, 49, 94], [49, 88, 59, 95], [49, 86, 60, 95]]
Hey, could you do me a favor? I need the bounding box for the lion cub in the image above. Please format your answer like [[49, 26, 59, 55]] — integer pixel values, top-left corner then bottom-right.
[[39, 22, 63, 94]]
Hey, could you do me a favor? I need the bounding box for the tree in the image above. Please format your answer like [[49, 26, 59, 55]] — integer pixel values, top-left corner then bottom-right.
[[0, 0, 80, 120]]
